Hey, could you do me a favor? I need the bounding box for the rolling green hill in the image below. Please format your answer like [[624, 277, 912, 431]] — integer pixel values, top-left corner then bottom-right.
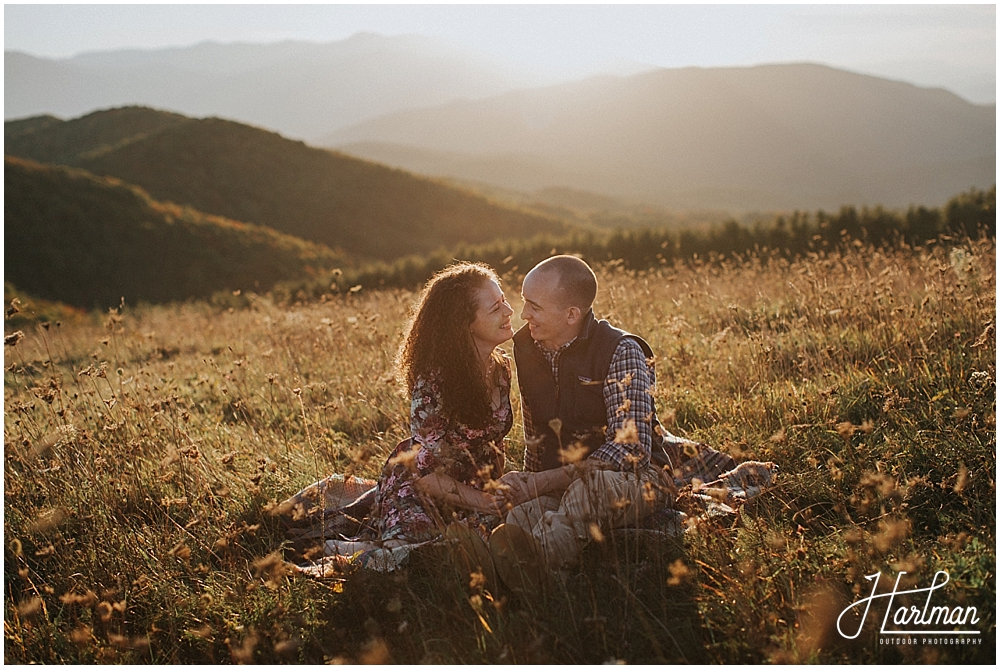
[[5, 107, 570, 260], [5, 156, 343, 308], [5, 106, 190, 164]]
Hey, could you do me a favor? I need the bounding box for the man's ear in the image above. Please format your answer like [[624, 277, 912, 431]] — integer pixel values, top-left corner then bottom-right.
[[565, 305, 582, 325]]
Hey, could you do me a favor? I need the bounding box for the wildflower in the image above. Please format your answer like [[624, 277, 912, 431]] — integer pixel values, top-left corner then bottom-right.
[[274, 637, 303, 655], [682, 441, 699, 458], [70, 625, 92, 647], [660, 408, 676, 427], [558, 441, 590, 464], [587, 523, 605, 543], [765, 532, 788, 551], [667, 559, 690, 586], [614, 398, 632, 416], [253, 551, 290, 589], [108, 633, 130, 649], [613, 420, 639, 445], [835, 421, 856, 439], [469, 570, 487, 591], [387, 444, 421, 471], [360, 638, 390, 664], [31, 425, 77, 458], [188, 624, 213, 640]]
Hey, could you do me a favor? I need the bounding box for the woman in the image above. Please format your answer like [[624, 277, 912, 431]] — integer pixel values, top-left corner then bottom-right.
[[317, 262, 515, 563]]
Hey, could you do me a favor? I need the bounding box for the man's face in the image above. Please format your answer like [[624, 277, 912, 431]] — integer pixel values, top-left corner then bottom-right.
[[520, 269, 579, 350]]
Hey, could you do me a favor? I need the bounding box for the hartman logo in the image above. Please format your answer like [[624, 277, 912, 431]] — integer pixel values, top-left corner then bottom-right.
[[837, 571, 982, 645]]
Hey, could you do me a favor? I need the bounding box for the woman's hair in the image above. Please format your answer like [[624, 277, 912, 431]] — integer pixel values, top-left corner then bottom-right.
[[397, 262, 504, 427]]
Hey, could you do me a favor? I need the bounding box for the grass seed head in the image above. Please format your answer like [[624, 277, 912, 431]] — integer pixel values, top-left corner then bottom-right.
[[27, 507, 68, 534], [872, 517, 912, 552], [96, 601, 113, 622], [167, 542, 191, 561], [953, 463, 969, 493], [59, 590, 97, 607], [227, 629, 259, 664], [360, 637, 390, 664], [17, 597, 43, 619], [69, 625, 92, 647]]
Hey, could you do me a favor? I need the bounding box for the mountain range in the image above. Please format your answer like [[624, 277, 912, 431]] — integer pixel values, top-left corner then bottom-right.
[[324, 64, 995, 212], [5, 33, 542, 141], [5, 107, 568, 261], [8, 38, 994, 214]]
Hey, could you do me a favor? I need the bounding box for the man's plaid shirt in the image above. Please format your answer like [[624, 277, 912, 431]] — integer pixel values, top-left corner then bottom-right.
[[524, 337, 657, 472]]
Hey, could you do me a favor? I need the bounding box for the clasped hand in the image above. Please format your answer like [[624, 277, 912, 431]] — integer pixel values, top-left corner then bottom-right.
[[492, 471, 535, 510]]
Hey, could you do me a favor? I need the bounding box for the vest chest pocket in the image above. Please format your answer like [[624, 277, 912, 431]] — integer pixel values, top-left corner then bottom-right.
[[572, 376, 609, 428]]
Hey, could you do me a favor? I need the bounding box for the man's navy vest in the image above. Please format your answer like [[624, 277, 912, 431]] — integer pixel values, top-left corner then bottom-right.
[[513, 310, 672, 471]]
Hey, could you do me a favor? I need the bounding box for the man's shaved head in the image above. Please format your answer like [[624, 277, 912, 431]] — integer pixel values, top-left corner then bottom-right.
[[526, 255, 598, 311]]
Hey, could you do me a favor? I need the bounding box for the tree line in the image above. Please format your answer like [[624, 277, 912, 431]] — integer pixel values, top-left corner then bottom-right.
[[275, 186, 995, 302]]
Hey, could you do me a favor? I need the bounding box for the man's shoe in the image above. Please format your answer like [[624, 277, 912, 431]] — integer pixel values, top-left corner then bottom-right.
[[444, 522, 499, 595], [489, 523, 552, 595]]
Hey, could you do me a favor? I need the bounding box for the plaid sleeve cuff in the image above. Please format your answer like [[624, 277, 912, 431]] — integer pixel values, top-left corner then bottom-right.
[[590, 338, 657, 471]]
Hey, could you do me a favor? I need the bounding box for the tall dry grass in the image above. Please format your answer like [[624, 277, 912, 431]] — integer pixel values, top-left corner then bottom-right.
[[4, 237, 994, 662]]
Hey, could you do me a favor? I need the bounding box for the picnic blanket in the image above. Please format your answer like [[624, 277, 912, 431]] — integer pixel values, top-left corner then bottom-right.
[[289, 433, 777, 576]]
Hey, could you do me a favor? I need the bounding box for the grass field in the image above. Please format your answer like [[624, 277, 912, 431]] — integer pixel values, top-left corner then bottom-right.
[[4, 236, 995, 663]]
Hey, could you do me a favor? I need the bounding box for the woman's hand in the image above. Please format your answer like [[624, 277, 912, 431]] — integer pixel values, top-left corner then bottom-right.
[[414, 472, 504, 517]]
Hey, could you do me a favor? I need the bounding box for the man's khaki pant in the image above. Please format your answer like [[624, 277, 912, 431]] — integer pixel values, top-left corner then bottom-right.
[[505, 468, 665, 568]]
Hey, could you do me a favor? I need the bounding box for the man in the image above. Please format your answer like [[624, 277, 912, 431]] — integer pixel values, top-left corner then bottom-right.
[[491, 255, 733, 574]]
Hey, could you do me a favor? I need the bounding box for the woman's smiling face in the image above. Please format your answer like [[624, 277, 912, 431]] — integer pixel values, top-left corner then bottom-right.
[[469, 279, 514, 350]]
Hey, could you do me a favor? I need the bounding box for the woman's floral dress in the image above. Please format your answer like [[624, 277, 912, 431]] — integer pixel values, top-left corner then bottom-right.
[[372, 354, 513, 543]]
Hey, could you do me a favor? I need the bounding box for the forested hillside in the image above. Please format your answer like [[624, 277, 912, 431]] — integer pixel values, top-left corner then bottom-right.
[[5, 156, 343, 308], [5, 107, 570, 260]]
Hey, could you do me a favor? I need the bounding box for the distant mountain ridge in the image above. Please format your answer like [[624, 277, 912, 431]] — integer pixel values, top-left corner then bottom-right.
[[324, 63, 996, 212], [5, 156, 343, 308], [5, 107, 569, 261], [5, 33, 542, 140]]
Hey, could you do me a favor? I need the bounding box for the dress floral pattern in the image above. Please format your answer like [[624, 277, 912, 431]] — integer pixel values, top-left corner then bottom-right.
[[372, 353, 513, 543]]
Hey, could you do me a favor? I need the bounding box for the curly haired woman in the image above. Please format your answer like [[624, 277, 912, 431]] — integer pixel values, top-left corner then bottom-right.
[[320, 262, 515, 564]]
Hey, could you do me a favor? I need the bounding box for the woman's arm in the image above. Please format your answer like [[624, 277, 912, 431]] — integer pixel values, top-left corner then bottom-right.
[[414, 471, 503, 517], [498, 458, 619, 508]]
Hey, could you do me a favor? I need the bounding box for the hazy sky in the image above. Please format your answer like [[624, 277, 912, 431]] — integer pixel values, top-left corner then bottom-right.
[[4, 3, 996, 103]]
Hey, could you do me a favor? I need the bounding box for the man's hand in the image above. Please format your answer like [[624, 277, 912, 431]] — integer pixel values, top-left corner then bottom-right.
[[572, 457, 618, 477], [495, 471, 535, 509]]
